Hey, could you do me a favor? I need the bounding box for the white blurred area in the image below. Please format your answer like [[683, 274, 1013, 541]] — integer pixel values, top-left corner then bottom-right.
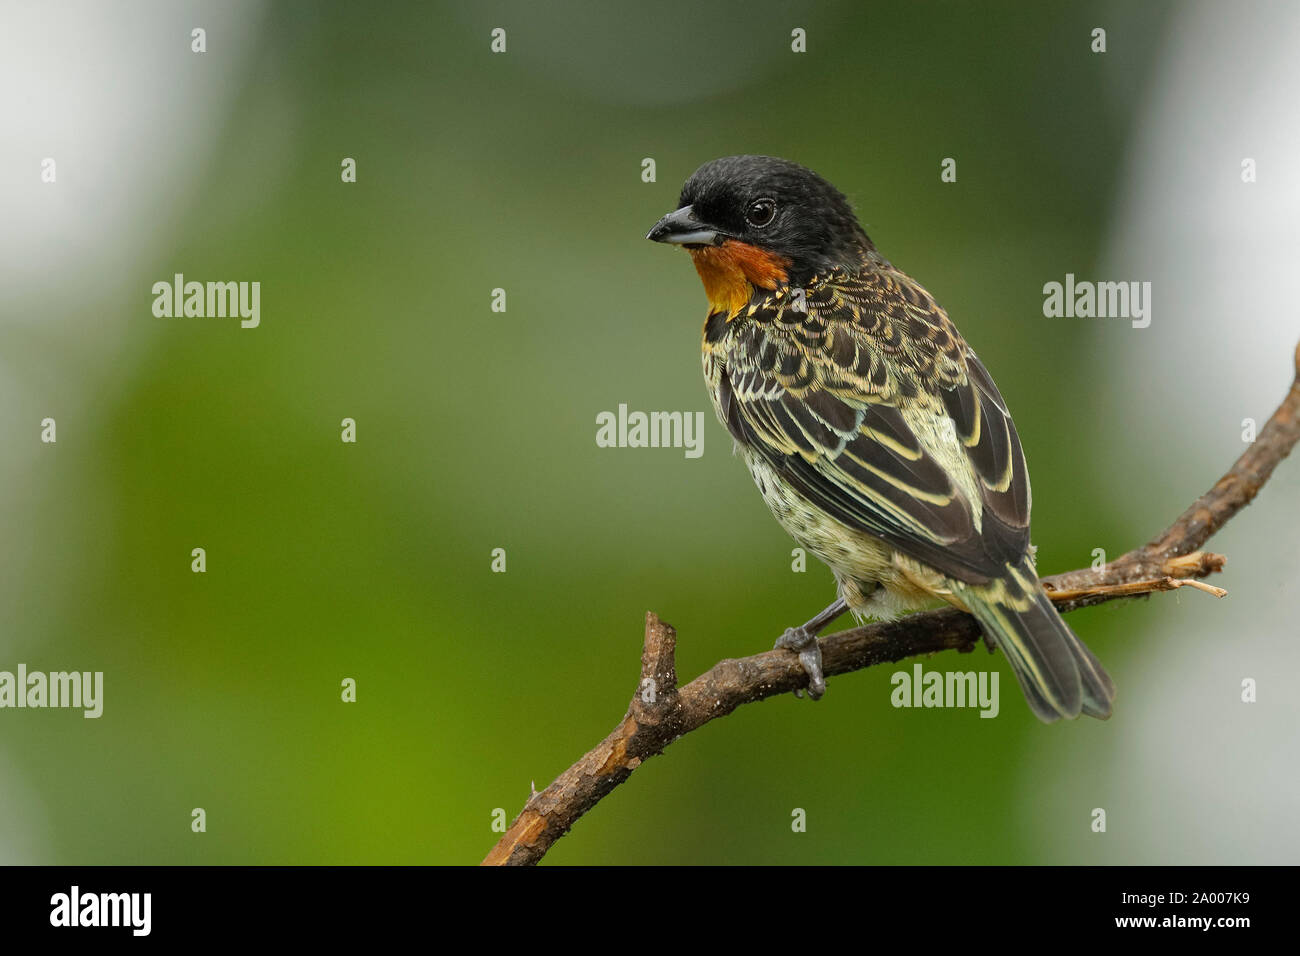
[[1024, 0, 1300, 862], [0, 0, 264, 864], [0, 1, 266, 314], [0, 0, 267, 443]]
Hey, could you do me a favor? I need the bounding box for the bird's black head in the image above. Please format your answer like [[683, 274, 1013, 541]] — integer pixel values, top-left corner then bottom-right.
[[647, 155, 874, 287]]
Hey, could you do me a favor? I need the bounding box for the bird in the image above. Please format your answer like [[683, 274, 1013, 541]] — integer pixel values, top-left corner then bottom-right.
[[646, 155, 1114, 721]]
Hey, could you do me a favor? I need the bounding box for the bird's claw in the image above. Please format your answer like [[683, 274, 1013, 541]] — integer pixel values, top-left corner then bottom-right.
[[775, 625, 826, 700]]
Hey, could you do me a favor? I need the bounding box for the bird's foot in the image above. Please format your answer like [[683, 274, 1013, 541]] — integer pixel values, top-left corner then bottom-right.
[[774, 597, 848, 700], [775, 625, 826, 700]]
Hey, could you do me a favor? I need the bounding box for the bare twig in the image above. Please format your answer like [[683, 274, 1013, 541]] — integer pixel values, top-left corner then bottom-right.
[[482, 341, 1300, 866]]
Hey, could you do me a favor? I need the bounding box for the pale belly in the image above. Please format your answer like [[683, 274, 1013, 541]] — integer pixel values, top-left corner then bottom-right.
[[702, 345, 954, 619], [738, 446, 952, 619]]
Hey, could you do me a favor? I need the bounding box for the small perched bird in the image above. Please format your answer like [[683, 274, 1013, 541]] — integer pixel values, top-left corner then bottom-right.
[[647, 155, 1114, 721]]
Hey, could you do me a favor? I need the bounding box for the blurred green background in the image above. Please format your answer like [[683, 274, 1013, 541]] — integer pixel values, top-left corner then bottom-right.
[[3, 0, 1297, 865]]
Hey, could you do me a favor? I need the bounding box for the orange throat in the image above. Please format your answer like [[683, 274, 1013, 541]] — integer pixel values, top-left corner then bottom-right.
[[688, 240, 790, 316]]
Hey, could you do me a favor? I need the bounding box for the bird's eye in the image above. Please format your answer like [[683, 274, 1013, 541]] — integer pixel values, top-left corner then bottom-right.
[[745, 198, 776, 228]]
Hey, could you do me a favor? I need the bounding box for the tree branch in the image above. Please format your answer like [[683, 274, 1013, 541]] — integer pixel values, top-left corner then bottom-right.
[[482, 341, 1300, 866]]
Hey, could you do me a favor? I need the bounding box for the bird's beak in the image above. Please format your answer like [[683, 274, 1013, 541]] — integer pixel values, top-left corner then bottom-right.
[[645, 205, 724, 246]]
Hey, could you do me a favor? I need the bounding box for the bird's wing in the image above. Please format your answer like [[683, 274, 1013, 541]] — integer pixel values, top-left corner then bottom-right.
[[715, 268, 1031, 585]]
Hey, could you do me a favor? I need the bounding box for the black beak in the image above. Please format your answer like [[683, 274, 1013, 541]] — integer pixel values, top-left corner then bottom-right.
[[646, 205, 724, 246]]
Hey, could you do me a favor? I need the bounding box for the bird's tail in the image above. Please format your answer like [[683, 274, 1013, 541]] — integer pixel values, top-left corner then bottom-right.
[[954, 557, 1115, 722]]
